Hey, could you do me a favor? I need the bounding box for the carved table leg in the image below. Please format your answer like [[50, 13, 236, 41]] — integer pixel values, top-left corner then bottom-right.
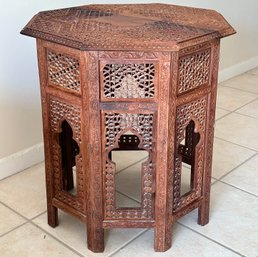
[[44, 125, 58, 228], [198, 106, 214, 226], [198, 41, 220, 226], [154, 60, 172, 252], [84, 51, 104, 252]]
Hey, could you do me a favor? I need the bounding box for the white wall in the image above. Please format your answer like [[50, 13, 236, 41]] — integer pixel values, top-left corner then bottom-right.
[[0, 1, 258, 175]]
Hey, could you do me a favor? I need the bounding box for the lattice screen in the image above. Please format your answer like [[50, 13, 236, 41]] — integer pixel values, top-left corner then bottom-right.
[[47, 50, 80, 92], [178, 49, 211, 94], [104, 112, 154, 219], [102, 63, 155, 98]]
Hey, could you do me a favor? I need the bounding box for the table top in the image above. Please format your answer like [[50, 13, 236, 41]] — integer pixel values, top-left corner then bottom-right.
[[21, 3, 235, 51]]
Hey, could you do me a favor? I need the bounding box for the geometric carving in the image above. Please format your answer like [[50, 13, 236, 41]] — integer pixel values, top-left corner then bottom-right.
[[49, 98, 81, 143], [178, 49, 211, 94], [104, 112, 154, 219], [47, 50, 80, 93], [173, 97, 207, 212], [52, 143, 84, 211], [102, 63, 155, 98], [21, 4, 235, 51], [105, 113, 153, 149], [49, 97, 85, 212], [21, 1, 236, 252]]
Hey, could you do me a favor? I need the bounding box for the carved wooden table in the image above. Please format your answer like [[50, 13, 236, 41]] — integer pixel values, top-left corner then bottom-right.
[[21, 3, 235, 253]]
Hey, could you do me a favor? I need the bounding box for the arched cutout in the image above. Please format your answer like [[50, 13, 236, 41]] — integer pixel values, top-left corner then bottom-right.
[[109, 131, 148, 208], [58, 120, 80, 196], [178, 120, 200, 196]]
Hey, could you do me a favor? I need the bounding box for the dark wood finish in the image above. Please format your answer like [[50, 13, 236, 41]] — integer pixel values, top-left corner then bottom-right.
[[22, 4, 235, 253]]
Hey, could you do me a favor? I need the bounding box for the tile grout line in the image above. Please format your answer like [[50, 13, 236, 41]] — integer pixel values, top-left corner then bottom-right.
[[0, 220, 30, 239], [0, 201, 84, 257], [178, 222, 247, 257], [0, 204, 48, 240], [115, 156, 148, 176], [0, 202, 52, 241], [0, 199, 48, 223], [31, 210, 47, 220], [233, 102, 258, 116], [116, 190, 141, 204], [216, 106, 232, 112], [0, 200, 31, 221], [217, 180, 258, 198], [215, 96, 258, 124], [218, 152, 258, 181], [215, 110, 233, 122], [234, 111, 258, 120], [212, 150, 258, 197], [215, 111, 232, 121], [211, 178, 219, 185], [219, 81, 258, 96], [232, 97, 258, 112], [216, 96, 258, 120], [0, 162, 44, 182], [212, 152, 258, 198], [29, 220, 85, 257], [214, 136, 258, 152], [107, 229, 149, 257]]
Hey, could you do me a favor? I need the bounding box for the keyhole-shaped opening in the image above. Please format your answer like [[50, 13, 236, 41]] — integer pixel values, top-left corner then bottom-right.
[[178, 120, 200, 196], [110, 131, 148, 208], [58, 120, 80, 196]]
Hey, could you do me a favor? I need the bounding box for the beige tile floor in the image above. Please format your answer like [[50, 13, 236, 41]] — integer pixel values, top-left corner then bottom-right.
[[1, 68, 258, 257]]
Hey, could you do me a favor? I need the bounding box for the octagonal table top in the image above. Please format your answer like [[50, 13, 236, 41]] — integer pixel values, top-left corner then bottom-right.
[[21, 3, 235, 51]]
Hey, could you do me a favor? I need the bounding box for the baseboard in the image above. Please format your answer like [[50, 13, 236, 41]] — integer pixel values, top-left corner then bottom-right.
[[218, 55, 258, 83], [0, 143, 44, 180]]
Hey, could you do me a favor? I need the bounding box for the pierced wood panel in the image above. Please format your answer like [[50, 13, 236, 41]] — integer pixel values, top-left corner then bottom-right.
[[105, 113, 153, 149], [102, 63, 155, 99], [25, 4, 235, 250], [178, 48, 211, 94], [47, 50, 81, 93], [103, 112, 154, 220], [49, 98, 81, 143], [173, 97, 207, 212], [21, 4, 235, 51], [49, 97, 85, 212]]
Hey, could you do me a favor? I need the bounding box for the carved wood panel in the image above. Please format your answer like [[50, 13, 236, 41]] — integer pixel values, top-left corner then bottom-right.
[[47, 50, 81, 93], [21, 4, 235, 51], [25, 2, 235, 250], [99, 51, 169, 102], [178, 48, 211, 95], [173, 97, 207, 212], [49, 97, 85, 213], [103, 112, 155, 220], [102, 63, 155, 99]]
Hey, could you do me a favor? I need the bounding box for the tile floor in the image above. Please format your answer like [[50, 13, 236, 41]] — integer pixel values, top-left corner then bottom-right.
[[1, 68, 258, 257]]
